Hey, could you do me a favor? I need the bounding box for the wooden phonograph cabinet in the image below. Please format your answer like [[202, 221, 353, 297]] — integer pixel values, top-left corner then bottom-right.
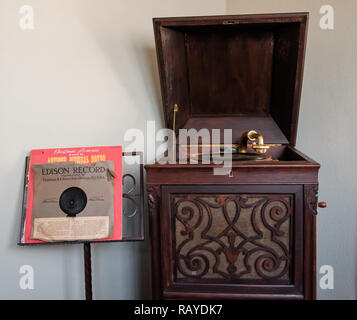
[[146, 13, 325, 300]]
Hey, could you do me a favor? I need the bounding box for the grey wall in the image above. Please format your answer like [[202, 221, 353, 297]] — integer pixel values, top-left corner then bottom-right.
[[0, 0, 356, 299]]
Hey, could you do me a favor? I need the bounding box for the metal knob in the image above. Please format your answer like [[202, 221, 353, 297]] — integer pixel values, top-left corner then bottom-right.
[[318, 202, 327, 208]]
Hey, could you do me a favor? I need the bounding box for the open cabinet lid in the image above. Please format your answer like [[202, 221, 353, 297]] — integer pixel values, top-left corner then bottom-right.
[[153, 13, 309, 145]]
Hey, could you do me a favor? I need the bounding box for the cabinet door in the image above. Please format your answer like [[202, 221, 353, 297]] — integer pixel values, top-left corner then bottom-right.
[[161, 185, 304, 299]]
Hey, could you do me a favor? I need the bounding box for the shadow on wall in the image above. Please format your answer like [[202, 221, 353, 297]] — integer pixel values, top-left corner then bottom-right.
[[142, 44, 165, 125]]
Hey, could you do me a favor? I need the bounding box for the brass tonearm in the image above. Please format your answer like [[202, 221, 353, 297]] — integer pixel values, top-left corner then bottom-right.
[[237, 130, 271, 154]]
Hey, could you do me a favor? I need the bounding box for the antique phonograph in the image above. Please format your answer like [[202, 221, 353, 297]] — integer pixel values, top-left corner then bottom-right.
[[146, 13, 326, 300]]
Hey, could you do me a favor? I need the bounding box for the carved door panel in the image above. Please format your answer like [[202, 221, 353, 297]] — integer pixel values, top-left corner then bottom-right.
[[161, 185, 304, 299]]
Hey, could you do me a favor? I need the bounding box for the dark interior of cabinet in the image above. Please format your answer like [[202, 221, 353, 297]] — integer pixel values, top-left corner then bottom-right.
[[157, 22, 304, 145], [266, 146, 306, 161]]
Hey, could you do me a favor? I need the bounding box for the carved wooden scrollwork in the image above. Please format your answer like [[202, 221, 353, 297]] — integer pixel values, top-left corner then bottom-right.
[[146, 184, 161, 299], [305, 185, 318, 216], [173, 194, 293, 283], [147, 185, 160, 210]]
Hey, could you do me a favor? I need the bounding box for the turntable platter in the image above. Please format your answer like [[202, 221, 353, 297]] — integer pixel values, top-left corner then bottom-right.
[[192, 152, 271, 162]]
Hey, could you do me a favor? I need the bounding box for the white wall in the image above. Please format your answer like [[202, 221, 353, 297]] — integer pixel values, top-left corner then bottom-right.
[[1, 0, 356, 300], [0, 0, 226, 299]]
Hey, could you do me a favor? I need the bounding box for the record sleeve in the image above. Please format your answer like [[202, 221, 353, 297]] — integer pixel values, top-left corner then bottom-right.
[[30, 161, 115, 241], [23, 146, 122, 243]]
